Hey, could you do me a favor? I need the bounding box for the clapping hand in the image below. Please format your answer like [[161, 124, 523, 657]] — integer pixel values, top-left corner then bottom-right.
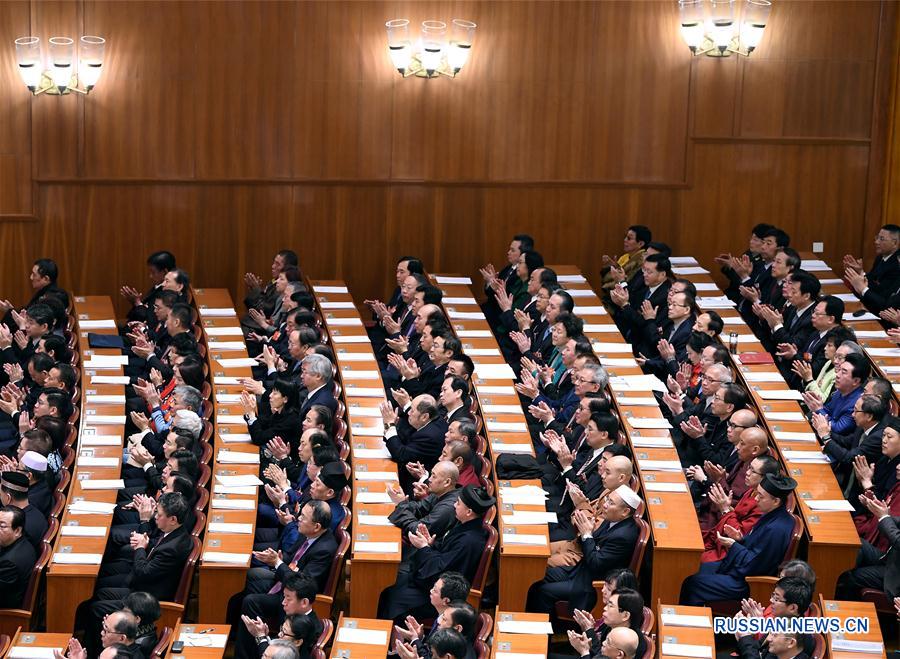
[[244, 272, 264, 290], [391, 388, 411, 409], [776, 342, 797, 360], [860, 494, 890, 519], [406, 462, 426, 480], [703, 460, 726, 483], [723, 523, 743, 541], [567, 630, 592, 656], [408, 523, 435, 549], [741, 598, 764, 618], [640, 300, 657, 321], [379, 401, 398, 425], [393, 615, 425, 642], [572, 608, 596, 633], [267, 436, 290, 460], [528, 401, 554, 424], [610, 286, 629, 308], [680, 415, 706, 439], [241, 615, 268, 638], [802, 390, 825, 413], [853, 455, 875, 490], [791, 359, 813, 383]]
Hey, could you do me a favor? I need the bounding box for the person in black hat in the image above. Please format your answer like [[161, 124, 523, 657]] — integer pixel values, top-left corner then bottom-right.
[[0, 470, 47, 551], [307, 461, 347, 533], [378, 485, 495, 621], [681, 473, 798, 605]]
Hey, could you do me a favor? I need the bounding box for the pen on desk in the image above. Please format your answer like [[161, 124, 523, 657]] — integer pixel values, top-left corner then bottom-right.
[[197, 628, 215, 634]]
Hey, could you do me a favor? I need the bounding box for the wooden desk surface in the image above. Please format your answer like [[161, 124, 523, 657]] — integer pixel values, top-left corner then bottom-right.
[[657, 604, 715, 659], [173, 623, 232, 659], [490, 610, 550, 658], [8, 630, 71, 655], [328, 614, 393, 658], [821, 599, 886, 659]]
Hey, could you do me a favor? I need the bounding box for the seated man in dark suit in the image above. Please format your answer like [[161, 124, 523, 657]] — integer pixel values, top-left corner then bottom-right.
[[844, 224, 900, 313], [78, 492, 193, 655], [378, 485, 494, 622], [526, 485, 640, 614], [381, 395, 447, 495], [813, 393, 887, 489], [0, 505, 37, 609], [0, 470, 47, 551], [736, 630, 811, 659], [298, 354, 338, 418], [396, 599, 478, 659], [609, 254, 673, 358]]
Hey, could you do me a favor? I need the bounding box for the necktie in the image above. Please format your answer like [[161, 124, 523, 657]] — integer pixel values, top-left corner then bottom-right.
[[268, 539, 312, 594], [541, 325, 551, 342]]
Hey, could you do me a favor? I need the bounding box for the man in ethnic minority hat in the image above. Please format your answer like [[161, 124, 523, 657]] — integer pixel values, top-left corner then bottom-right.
[[681, 473, 798, 605], [378, 484, 495, 621], [0, 471, 47, 550], [21, 450, 52, 517]]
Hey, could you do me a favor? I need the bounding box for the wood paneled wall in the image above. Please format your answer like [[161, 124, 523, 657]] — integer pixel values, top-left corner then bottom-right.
[[0, 0, 896, 312]]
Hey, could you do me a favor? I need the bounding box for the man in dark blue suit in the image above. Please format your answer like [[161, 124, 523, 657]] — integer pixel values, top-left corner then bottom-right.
[[844, 224, 900, 314], [381, 395, 447, 495], [640, 290, 695, 380], [609, 254, 673, 358], [680, 474, 797, 605], [526, 485, 641, 614], [298, 353, 337, 417]]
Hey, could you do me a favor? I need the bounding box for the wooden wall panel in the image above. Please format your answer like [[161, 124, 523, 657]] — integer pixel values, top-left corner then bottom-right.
[[0, 0, 895, 313]]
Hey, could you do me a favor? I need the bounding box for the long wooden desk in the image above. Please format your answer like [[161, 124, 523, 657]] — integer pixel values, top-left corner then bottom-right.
[[490, 610, 550, 658], [556, 264, 704, 607], [173, 622, 232, 659], [430, 274, 549, 610], [328, 613, 392, 658], [657, 604, 715, 659], [821, 599, 886, 659], [684, 256, 859, 598], [194, 289, 258, 623], [309, 279, 401, 619], [46, 296, 124, 632], [7, 630, 70, 657]]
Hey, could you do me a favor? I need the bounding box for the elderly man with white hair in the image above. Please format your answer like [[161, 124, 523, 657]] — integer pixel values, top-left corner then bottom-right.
[[527, 485, 641, 614], [298, 353, 337, 417]]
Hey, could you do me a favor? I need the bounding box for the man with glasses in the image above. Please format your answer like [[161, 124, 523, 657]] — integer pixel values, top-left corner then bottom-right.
[[640, 291, 696, 379], [0, 505, 35, 609], [779, 295, 843, 390], [240, 573, 321, 659], [568, 625, 640, 659], [678, 384, 749, 469], [844, 224, 900, 313], [98, 611, 139, 656], [813, 393, 887, 489]]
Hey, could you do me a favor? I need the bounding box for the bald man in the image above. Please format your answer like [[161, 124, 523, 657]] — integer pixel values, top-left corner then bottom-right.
[[382, 394, 448, 495], [388, 461, 461, 540]]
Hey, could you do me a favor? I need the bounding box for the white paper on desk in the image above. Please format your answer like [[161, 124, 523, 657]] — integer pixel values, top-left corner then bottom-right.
[[557, 274, 586, 283], [68, 500, 117, 514], [320, 301, 356, 309], [342, 370, 379, 380], [211, 498, 256, 510], [332, 335, 370, 344], [616, 397, 659, 406], [217, 415, 247, 426], [758, 389, 803, 401], [800, 260, 829, 271], [207, 341, 246, 352], [84, 358, 127, 370], [336, 627, 389, 646], [355, 471, 396, 482], [483, 404, 525, 414], [497, 620, 555, 634], [61, 525, 107, 537], [830, 640, 884, 654], [766, 412, 805, 422], [214, 484, 257, 495], [356, 492, 393, 503], [567, 289, 596, 298], [774, 431, 818, 442], [502, 533, 547, 546], [448, 310, 483, 320], [357, 515, 394, 526], [355, 541, 399, 554], [445, 297, 478, 305], [345, 386, 386, 398], [733, 334, 760, 343], [845, 311, 878, 321], [215, 357, 257, 368], [457, 329, 492, 338], [486, 420, 528, 433], [832, 293, 859, 302], [742, 371, 783, 383], [87, 415, 127, 426], [854, 330, 888, 339], [698, 296, 736, 309], [592, 342, 633, 353], [882, 365, 900, 375], [639, 460, 684, 472], [201, 308, 237, 317], [609, 375, 667, 393], [499, 492, 549, 505], [208, 522, 253, 534], [805, 499, 855, 512], [202, 551, 249, 564], [434, 275, 472, 284], [667, 256, 698, 266], [86, 395, 126, 405], [351, 425, 384, 436], [215, 474, 263, 487], [336, 353, 377, 363], [782, 450, 831, 464], [217, 450, 260, 464], [467, 348, 502, 357], [672, 266, 709, 275], [818, 278, 843, 285], [628, 417, 672, 429], [584, 324, 620, 333], [491, 442, 533, 455], [866, 347, 900, 357], [220, 433, 252, 444], [53, 552, 103, 564], [661, 642, 713, 658], [631, 437, 674, 448], [90, 375, 131, 385], [77, 457, 118, 467], [213, 376, 243, 385], [79, 319, 117, 329], [329, 317, 365, 326], [477, 385, 517, 395], [354, 447, 392, 459], [9, 647, 61, 659], [602, 358, 640, 367], [81, 435, 122, 447], [205, 326, 244, 337], [180, 634, 229, 648], [474, 363, 516, 380], [500, 485, 546, 496], [215, 394, 242, 404], [348, 406, 382, 418], [693, 282, 719, 291], [722, 316, 744, 325], [502, 511, 557, 525], [316, 285, 349, 294], [661, 613, 712, 627], [575, 306, 607, 315], [80, 479, 125, 490], [496, 654, 544, 659], [644, 481, 687, 492]]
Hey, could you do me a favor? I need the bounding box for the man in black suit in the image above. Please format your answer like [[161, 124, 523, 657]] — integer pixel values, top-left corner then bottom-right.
[[755, 271, 820, 374], [609, 254, 673, 358], [813, 394, 887, 489], [379, 485, 494, 621], [298, 354, 337, 417], [736, 630, 811, 659], [678, 384, 749, 469], [240, 250, 299, 334], [381, 395, 447, 495], [239, 573, 322, 659], [388, 461, 461, 539], [439, 376, 470, 426], [120, 251, 177, 324], [640, 291, 695, 379], [526, 485, 641, 614], [0, 505, 36, 609], [779, 295, 843, 389], [480, 234, 535, 327], [390, 333, 459, 401], [845, 224, 900, 313], [0, 471, 47, 551], [235, 501, 335, 659]]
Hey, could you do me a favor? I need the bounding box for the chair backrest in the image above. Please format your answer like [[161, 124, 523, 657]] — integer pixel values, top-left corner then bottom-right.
[[640, 606, 655, 634], [172, 536, 202, 605], [641, 633, 655, 659], [0, 634, 11, 659], [196, 463, 211, 488], [315, 618, 334, 653], [199, 442, 213, 465], [467, 521, 498, 608], [782, 514, 803, 563], [629, 516, 651, 576], [152, 626, 174, 659], [193, 487, 209, 513], [50, 491, 66, 519], [475, 640, 490, 659], [55, 468, 71, 495], [475, 612, 493, 643], [60, 445, 75, 471], [336, 439, 349, 461], [319, 528, 350, 613], [191, 511, 207, 537], [785, 492, 797, 514], [333, 417, 347, 443], [200, 381, 212, 401], [200, 420, 213, 444], [21, 542, 51, 619], [41, 516, 60, 545]]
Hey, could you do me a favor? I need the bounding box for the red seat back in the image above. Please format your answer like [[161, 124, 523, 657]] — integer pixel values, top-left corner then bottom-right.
[[467, 520, 498, 609]]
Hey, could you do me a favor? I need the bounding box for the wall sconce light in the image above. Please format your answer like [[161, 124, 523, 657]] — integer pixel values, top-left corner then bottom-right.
[[679, 0, 770, 57], [385, 18, 476, 78], [14, 35, 106, 95]]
